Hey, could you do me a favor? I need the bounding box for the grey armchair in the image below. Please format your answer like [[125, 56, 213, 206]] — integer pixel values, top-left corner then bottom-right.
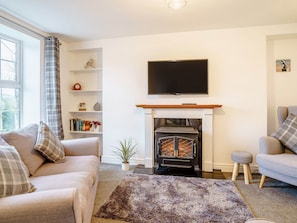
[[256, 106, 297, 188]]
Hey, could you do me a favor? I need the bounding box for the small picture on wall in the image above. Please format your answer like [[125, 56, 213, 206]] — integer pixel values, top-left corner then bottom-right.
[[276, 59, 291, 72]]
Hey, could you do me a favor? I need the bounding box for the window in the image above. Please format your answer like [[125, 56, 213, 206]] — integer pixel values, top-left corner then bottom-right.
[[0, 35, 21, 131]]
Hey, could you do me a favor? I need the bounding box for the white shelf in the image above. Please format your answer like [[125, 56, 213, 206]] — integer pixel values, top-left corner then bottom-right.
[[70, 68, 102, 73], [68, 48, 102, 53], [69, 90, 102, 93], [69, 131, 102, 135], [69, 111, 102, 114]]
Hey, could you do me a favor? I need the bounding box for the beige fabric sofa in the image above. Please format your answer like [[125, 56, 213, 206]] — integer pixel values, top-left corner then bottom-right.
[[0, 124, 100, 223]]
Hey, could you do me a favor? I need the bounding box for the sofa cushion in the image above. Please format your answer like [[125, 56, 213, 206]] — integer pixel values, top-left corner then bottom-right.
[[0, 146, 35, 197], [34, 121, 65, 163], [0, 124, 45, 175], [288, 106, 297, 116], [0, 136, 31, 177], [30, 171, 95, 216], [0, 137, 9, 146], [33, 156, 99, 182], [272, 113, 297, 154], [257, 153, 297, 178]]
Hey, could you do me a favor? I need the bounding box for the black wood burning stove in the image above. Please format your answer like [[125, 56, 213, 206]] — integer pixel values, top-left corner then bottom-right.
[[154, 125, 201, 174]]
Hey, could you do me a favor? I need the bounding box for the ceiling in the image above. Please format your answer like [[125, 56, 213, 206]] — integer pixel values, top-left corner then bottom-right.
[[0, 0, 297, 42]]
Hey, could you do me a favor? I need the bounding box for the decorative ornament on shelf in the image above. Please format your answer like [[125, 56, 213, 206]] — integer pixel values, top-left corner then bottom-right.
[[90, 121, 101, 132], [78, 102, 86, 111], [84, 58, 95, 69], [73, 82, 81, 90], [93, 102, 101, 111], [84, 121, 91, 131]]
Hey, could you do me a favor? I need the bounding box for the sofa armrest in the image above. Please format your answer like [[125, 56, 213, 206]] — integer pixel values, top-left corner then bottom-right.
[[61, 137, 99, 157], [259, 136, 283, 154], [0, 188, 82, 223]]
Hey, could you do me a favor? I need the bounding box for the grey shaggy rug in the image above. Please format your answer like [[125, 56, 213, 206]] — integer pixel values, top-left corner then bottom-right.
[[95, 173, 253, 223]]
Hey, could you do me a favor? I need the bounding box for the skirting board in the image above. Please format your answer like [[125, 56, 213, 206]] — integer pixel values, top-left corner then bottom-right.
[[214, 163, 259, 173], [101, 155, 144, 166], [101, 155, 259, 173]]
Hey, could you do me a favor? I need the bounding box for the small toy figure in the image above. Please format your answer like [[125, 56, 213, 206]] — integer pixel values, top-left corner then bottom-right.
[[85, 58, 95, 69], [78, 102, 86, 111]]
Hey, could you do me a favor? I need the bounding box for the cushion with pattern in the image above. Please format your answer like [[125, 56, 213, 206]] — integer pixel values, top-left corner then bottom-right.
[[0, 146, 35, 197], [34, 121, 65, 163], [272, 113, 297, 154]]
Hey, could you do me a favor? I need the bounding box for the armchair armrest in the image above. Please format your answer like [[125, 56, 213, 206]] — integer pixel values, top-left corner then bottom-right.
[[61, 137, 99, 157], [259, 136, 283, 154], [0, 188, 82, 223]]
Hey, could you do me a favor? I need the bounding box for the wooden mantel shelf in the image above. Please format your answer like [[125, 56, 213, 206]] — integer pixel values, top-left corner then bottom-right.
[[136, 104, 222, 109]]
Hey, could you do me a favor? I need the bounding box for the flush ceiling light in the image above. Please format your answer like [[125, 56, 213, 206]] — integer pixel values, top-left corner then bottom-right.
[[167, 0, 187, 10]]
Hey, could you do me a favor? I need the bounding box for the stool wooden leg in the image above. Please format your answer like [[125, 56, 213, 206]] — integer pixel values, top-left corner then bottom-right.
[[232, 162, 239, 181], [243, 164, 250, 184], [247, 164, 253, 180], [259, 175, 266, 188]]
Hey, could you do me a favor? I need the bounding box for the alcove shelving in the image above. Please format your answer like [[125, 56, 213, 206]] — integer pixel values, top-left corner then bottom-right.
[[68, 47, 103, 154]]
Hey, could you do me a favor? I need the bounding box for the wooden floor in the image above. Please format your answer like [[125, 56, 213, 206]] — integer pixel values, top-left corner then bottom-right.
[[134, 164, 226, 179]]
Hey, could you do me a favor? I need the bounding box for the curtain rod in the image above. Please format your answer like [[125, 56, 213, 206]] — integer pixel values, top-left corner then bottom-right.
[[0, 14, 48, 38]]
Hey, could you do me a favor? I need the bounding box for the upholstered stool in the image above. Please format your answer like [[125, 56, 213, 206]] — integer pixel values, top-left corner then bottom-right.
[[231, 151, 253, 184]]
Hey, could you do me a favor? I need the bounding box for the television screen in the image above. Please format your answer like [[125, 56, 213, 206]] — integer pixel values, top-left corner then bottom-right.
[[148, 59, 208, 95]]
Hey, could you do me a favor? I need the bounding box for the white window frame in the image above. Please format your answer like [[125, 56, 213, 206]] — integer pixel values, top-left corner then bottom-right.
[[0, 34, 23, 131]]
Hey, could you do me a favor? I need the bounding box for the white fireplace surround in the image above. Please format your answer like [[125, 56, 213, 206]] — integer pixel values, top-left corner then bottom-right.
[[137, 104, 222, 172]]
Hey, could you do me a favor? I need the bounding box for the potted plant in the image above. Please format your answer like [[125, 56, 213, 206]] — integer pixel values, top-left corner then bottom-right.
[[113, 138, 136, 171]]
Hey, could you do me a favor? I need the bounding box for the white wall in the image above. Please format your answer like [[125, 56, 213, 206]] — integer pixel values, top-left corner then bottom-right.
[[59, 42, 70, 138], [267, 36, 297, 134], [65, 23, 297, 172]]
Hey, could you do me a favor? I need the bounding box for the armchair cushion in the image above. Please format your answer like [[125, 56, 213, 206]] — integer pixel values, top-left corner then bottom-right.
[[34, 121, 65, 163], [272, 113, 297, 154], [0, 146, 34, 197]]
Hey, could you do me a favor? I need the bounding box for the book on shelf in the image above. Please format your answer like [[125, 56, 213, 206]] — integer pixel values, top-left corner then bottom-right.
[[69, 119, 101, 132]]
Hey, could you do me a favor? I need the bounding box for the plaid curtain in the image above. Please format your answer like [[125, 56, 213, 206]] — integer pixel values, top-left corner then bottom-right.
[[44, 36, 64, 139]]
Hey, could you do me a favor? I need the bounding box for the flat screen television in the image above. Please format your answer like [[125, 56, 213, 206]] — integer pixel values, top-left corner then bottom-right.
[[148, 59, 208, 95]]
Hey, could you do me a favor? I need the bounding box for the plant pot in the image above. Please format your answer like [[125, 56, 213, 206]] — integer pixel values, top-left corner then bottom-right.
[[122, 163, 129, 171]]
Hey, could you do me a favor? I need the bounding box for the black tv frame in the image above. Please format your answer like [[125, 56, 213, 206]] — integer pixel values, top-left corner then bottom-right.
[[148, 59, 208, 95]]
